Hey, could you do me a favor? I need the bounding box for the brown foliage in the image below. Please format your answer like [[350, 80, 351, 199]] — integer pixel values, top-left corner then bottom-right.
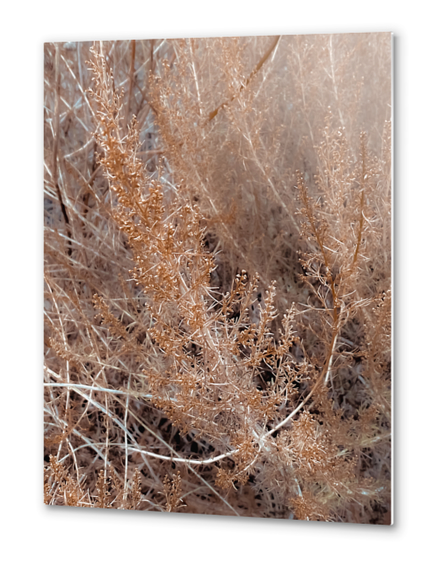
[[44, 34, 391, 523]]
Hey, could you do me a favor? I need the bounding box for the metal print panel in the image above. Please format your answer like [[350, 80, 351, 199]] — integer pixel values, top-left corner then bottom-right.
[[44, 33, 392, 523]]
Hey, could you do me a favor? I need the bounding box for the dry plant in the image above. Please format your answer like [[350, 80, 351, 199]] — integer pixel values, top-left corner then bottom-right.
[[44, 33, 391, 523]]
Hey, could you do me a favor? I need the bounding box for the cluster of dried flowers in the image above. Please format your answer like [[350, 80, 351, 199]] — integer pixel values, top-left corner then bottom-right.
[[44, 34, 391, 522]]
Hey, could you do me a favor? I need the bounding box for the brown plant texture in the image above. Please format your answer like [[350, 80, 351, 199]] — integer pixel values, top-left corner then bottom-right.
[[44, 34, 391, 523]]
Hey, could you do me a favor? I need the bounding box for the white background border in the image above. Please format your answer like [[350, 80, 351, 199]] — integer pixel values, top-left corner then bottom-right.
[[1, 1, 429, 560]]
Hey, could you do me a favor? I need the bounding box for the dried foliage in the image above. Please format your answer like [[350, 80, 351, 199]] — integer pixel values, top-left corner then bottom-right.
[[44, 34, 391, 523]]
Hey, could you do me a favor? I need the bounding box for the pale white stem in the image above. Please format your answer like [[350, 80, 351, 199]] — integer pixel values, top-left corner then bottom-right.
[[123, 375, 131, 503]]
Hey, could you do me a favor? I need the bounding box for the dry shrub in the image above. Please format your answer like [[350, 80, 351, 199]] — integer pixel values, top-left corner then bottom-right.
[[44, 33, 391, 523]]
